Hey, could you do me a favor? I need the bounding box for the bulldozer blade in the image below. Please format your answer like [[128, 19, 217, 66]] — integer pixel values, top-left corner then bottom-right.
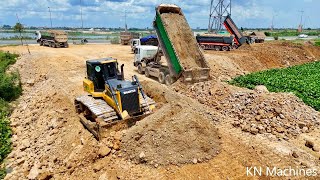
[[79, 114, 101, 140], [183, 68, 210, 83]]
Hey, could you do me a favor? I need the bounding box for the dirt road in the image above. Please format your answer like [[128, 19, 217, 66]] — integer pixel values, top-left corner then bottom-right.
[[1, 42, 320, 179]]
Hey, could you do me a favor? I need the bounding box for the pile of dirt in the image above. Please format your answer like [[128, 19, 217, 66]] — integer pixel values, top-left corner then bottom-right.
[[161, 13, 206, 69], [224, 92, 320, 139], [121, 82, 221, 166], [173, 81, 320, 139]]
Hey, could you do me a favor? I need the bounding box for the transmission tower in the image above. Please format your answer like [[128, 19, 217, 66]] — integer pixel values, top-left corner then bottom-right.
[[208, 0, 231, 33]]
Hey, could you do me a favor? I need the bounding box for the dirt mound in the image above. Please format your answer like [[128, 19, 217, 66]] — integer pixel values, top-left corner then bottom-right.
[[224, 92, 320, 138], [161, 13, 205, 69], [121, 82, 221, 166], [173, 80, 320, 139]]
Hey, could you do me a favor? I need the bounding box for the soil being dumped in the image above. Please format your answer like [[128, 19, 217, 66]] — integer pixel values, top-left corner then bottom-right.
[[121, 82, 221, 166], [161, 13, 206, 69]]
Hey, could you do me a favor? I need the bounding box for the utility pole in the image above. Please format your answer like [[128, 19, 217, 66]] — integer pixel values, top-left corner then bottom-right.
[[80, 0, 83, 30], [48, 7, 53, 28], [298, 10, 304, 32], [125, 10, 127, 31], [271, 14, 277, 31]]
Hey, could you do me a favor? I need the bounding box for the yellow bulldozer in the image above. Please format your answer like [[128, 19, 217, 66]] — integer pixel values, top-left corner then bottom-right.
[[75, 58, 156, 139]]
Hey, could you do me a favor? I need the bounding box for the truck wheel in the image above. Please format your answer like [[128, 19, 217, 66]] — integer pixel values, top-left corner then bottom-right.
[[222, 46, 228, 51], [214, 46, 221, 51], [158, 72, 165, 84], [232, 44, 238, 49], [145, 68, 150, 78], [165, 74, 174, 86], [137, 64, 144, 74], [65, 43, 69, 48], [40, 41, 43, 46]]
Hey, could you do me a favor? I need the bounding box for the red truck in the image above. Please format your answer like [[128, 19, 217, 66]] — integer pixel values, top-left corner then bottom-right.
[[197, 15, 247, 51]]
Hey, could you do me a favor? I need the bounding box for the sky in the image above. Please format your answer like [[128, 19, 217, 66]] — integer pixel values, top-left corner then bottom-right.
[[0, 0, 318, 29]]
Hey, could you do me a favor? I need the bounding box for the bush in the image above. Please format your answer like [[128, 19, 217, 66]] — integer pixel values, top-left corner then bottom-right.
[[264, 32, 271, 36], [274, 36, 279, 40], [0, 73, 22, 101], [0, 52, 21, 101], [0, 51, 20, 178], [315, 41, 320, 47], [110, 37, 120, 44]]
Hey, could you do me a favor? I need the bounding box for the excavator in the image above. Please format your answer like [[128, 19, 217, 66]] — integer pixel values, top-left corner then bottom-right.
[[75, 58, 156, 140]]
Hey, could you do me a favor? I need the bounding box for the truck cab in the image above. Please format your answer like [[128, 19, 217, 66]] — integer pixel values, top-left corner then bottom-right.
[[133, 45, 158, 69], [130, 39, 141, 52], [133, 45, 172, 84]]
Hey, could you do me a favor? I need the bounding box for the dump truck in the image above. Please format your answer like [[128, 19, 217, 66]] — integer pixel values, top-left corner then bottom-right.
[[223, 15, 247, 48], [75, 58, 156, 139], [120, 32, 140, 45], [133, 45, 172, 84], [36, 30, 69, 48], [196, 34, 235, 51], [197, 15, 247, 50], [143, 4, 210, 84]]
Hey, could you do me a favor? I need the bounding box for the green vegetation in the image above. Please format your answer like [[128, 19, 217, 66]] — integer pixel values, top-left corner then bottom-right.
[[229, 61, 320, 111], [264, 30, 320, 37], [110, 37, 120, 44], [315, 41, 320, 47], [0, 36, 34, 40], [0, 51, 21, 179]]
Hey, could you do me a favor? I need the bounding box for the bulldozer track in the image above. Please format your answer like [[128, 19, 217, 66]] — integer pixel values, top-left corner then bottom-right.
[[74, 94, 156, 140], [75, 95, 118, 123]]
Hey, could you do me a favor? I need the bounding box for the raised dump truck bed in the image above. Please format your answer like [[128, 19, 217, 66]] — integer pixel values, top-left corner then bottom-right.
[[223, 15, 247, 47], [153, 4, 210, 83]]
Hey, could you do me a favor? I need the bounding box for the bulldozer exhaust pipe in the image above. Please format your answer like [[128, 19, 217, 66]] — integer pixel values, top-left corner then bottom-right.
[[121, 64, 124, 80]]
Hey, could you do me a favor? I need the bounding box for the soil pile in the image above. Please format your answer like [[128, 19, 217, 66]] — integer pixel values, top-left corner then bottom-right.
[[173, 81, 320, 139], [161, 13, 206, 69], [224, 92, 320, 138], [121, 82, 221, 166]]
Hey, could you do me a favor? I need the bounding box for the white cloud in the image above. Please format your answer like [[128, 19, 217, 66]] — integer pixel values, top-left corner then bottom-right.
[[0, 0, 318, 28]]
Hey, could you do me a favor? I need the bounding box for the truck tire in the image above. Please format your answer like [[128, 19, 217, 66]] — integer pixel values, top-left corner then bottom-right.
[[137, 64, 144, 74], [40, 41, 43, 46], [65, 43, 69, 48], [214, 46, 221, 51], [165, 74, 174, 86], [158, 72, 165, 84], [145, 68, 150, 78], [232, 44, 238, 49], [222, 46, 228, 51]]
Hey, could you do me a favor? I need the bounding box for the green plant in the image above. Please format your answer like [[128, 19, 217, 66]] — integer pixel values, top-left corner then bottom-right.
[[0, 51, 21, 179], [274, 36, 279, 40], [264, 32, 271, 36], [229, 61, 320, 111], [315, 41, 320, 47], [110, 37, 120, 44]]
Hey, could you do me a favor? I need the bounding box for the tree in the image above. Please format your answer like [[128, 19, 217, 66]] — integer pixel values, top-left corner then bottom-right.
[[13, 23, 24, 33], [13, 23, 24, 45]]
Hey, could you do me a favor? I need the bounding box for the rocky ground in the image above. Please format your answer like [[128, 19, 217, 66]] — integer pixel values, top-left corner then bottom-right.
[[1, 42, 320, 179]]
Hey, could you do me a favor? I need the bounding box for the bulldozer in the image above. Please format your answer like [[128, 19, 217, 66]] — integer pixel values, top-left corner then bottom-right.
[[75, 58, 156, 140]]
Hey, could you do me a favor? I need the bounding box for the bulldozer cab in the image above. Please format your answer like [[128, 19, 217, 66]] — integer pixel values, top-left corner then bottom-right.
[[86, 58, 119, 92]]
